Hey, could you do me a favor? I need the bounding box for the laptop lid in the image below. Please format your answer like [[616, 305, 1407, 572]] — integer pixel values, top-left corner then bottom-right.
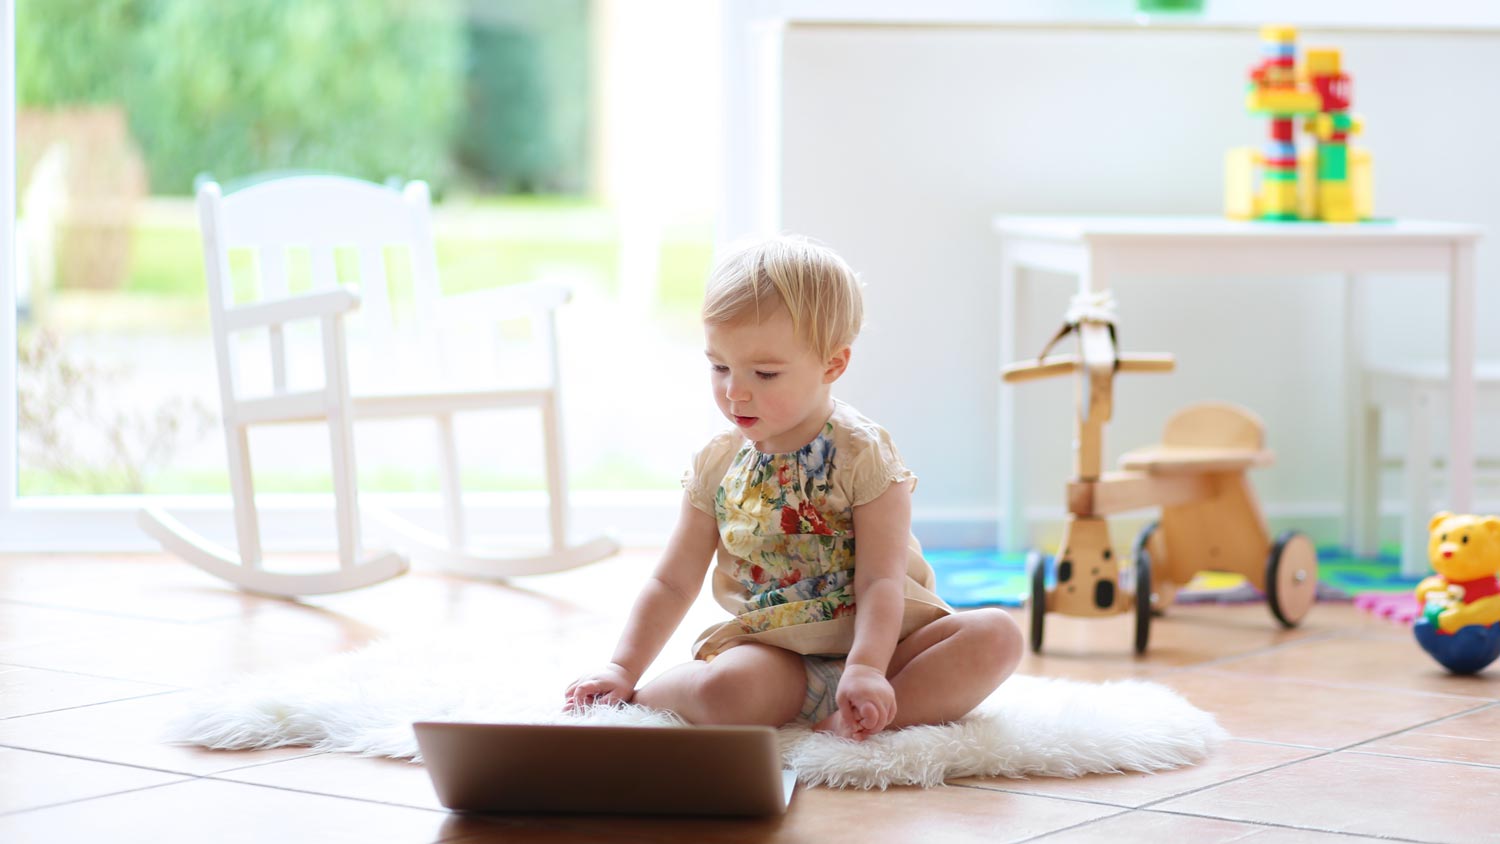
[[413, 722, 794, 817]]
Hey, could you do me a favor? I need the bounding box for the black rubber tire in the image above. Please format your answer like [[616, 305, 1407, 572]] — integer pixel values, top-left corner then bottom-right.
[[1133, 521, 1164, 618], [1133, 538, 1153, 655], [1028, 551, 1048, 654], [1266, 530, 1319, 628]]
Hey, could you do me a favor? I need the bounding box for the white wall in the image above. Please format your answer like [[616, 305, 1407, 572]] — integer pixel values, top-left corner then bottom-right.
[[778, 24, 1500, 545]]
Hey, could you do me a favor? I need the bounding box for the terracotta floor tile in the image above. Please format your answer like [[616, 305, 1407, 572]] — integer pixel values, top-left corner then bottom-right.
[[772, 785, 1119, 844], [0, 601, 173, 653], [302, 572, 611, 640], [0, 664, 173, 719], [1040, 809, 1394, 842], [1147, 601, 1334, 654], [1210, 632, 1500, 699], [503, 550, 664, 613], [951, 739, 1316, 808], [0, 554, 291, 623], [0, 746, 187, 814], [1154, 750, 1500, 842], [4, 550, 1496, 841], [0, 616, 380, 687], [0, 692, 320, 776], [216, 752, 443, 811], [1309, 603, 1416, 641], [1355, 703, 1500, 766], [470, 785, 1123, 844], [1018, 603, 1325, 677], [309, 551, 660, 629], [0, 777, 449, 844], [434, 812, 806, 844], [435, 821, 669, 844], [1150, 668, 1487, 748]]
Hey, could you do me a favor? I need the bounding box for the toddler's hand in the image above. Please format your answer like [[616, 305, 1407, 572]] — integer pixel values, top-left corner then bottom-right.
[[834, 664, 896, 741], [564, 663, 636, 712]]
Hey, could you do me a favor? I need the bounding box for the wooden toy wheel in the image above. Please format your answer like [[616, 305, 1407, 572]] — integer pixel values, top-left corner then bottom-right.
[[1131, 539, 1153, 655], [1028, 551, 1048, 653], [1266, 531, 1319, 628]]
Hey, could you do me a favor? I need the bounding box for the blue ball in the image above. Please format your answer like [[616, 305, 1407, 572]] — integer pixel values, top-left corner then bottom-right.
[[1413, 620, 1500, 675]]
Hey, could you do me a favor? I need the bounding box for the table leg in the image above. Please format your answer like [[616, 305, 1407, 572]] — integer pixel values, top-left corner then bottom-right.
[[1360, 402, 1383, 560], [1343, 272, 1371, 554], [1402, 385, 1435, 577], [1449, 243, 1477, 514], [999, 253, 1022, 551]]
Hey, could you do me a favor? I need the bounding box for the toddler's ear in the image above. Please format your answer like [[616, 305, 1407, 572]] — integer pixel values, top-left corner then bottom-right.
[[823, 347, 851, 383]]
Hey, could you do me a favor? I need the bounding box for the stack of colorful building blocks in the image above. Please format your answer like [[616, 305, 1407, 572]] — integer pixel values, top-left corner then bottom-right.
[[1225, 25, 1374, 222]]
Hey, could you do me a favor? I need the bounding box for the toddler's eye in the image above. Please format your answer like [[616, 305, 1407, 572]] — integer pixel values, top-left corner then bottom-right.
[[710, 364, 728, 373], [755, 371, 780, 380]]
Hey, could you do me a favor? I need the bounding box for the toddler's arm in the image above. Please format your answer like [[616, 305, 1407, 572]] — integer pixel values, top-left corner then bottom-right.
[[564, 493, 719, 710], [839, 479, 915, 739]]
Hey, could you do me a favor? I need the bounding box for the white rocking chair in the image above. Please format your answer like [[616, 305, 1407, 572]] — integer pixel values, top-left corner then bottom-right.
[[139, 175, 619, 596]]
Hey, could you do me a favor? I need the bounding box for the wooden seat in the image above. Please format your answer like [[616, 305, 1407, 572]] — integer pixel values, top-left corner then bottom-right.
[[1120, 446, 1274, 474], [1119, 402, 1274, 475]]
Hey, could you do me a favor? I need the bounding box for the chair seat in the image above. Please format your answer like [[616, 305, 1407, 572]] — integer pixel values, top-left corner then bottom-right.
[[1365, 361, 1500, 386], [1358, 359, 1500, 577], [1365, 362, 1500, 412], [353, 388, 551, 421], [1120, 445, 1275, 474]]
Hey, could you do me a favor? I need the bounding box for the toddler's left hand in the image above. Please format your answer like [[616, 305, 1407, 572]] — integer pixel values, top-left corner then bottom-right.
[[834, 664, 896, 741]]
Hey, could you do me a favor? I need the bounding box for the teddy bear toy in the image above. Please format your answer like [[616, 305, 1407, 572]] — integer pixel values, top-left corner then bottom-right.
[[1412, 511, 1500, 674]]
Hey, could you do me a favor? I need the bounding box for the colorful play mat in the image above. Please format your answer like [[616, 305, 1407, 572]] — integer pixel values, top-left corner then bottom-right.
[[927, 546, 1425, 610]]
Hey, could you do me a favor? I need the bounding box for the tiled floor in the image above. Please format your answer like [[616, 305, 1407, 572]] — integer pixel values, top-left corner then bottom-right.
[[1, 550, 1496, 843]]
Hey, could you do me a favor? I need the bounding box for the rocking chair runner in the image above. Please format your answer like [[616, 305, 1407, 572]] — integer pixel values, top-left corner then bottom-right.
[[139, 175, 619, 596]]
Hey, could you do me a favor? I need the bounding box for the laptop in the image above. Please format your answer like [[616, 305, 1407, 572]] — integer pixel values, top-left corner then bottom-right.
[[413, 722, 797, 817]]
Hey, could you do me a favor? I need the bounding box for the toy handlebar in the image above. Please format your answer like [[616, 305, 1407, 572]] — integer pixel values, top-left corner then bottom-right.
[[1001, 353, 1176, 384]]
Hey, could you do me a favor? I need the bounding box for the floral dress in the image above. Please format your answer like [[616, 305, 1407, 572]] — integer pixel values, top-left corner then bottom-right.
[[683, 400, 952, 661]]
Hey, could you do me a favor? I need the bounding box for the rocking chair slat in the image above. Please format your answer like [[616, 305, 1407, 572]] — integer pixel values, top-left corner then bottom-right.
[[140, 174, 619, 595], [221, 287, 359, 332]]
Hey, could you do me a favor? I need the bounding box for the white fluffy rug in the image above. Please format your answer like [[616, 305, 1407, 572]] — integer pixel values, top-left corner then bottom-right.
[[164, 634, 1227, 789]]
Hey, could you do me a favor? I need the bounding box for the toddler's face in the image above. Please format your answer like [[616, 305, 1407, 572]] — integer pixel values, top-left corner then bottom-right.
[[704, 308, 845, 453]]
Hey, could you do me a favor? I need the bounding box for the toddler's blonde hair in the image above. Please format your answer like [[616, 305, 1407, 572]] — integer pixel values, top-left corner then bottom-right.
[[701, 235, 864, 360]]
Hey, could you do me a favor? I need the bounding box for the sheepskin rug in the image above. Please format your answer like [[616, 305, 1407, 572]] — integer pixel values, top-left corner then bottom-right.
[[165, 635, 1227, 789]]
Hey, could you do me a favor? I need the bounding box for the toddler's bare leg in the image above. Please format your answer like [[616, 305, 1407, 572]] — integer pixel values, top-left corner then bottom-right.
[[817, 608, 1022, 734], [634, 643, 806, 727]]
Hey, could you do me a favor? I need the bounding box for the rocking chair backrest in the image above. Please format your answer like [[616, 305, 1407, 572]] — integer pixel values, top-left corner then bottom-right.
[[197, 175, 446, 403]]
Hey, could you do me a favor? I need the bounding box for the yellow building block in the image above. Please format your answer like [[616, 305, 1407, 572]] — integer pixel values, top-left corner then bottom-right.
[[1225, 147, 1260, 219], [1352, 148, 1374, 220], [1298, 148, 1373, 222], [1259, 180, 1299, 218], [1303, 48, 1341, 76], [1260, 25, 1298, 42], [1319, 181, 1357, 223], [1246, 88, 1322, 114], [1297, 150, 1317, 219]]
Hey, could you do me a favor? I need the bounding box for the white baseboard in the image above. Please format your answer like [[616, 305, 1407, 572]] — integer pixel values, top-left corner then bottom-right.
[[0, 491, 680, 553], [4, 494, 1498, 553]]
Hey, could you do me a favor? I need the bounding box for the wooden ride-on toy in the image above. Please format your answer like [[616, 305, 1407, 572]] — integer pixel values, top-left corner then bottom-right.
[[1003, 296, 1319, 654]]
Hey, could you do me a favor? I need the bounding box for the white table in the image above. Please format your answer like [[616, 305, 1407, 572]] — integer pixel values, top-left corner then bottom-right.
[[993, 215, 1483, 553]]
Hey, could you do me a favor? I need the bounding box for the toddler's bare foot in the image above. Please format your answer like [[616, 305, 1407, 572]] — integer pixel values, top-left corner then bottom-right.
[[811, 710, 845, 735]]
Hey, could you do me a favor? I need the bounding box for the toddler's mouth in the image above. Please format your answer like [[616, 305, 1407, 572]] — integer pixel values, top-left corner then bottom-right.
[[734, 415, 758, 428]]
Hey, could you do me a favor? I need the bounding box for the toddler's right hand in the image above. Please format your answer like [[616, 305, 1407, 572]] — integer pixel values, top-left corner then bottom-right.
[[563, 663, 637, 711]]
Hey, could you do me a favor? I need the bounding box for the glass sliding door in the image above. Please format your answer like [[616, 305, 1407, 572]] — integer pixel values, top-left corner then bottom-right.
[[6, 0, 723, 550]]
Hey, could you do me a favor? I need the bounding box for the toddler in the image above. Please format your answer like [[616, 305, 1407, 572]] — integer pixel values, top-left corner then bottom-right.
[[565, 236, 1022, 740]]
